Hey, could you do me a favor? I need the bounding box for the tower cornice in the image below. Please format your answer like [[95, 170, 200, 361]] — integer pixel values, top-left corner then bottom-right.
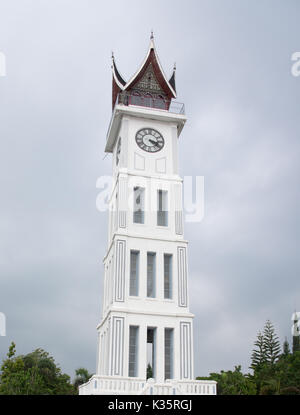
[[105, 104, 186, 153]]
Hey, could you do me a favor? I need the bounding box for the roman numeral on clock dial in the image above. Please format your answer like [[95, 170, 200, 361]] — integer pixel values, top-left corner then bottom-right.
[[135, 128, 165, 153]]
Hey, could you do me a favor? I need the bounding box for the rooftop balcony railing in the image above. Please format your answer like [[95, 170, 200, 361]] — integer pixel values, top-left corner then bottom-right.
[[116, 92, 185, 115]]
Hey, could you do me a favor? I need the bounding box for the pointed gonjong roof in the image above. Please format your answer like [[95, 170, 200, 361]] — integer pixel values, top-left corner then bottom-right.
[[111, 34, 177, 108]]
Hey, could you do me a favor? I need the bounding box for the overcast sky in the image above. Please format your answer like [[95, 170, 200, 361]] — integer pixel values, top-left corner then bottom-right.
[[0, 0, 300, 379]]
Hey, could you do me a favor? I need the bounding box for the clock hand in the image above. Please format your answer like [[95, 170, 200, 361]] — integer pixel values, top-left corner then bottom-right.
[[149, 138, 158, 145]]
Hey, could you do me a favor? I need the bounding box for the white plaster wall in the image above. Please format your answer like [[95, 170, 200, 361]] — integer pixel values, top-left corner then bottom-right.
[[97, 108, 194, 384]]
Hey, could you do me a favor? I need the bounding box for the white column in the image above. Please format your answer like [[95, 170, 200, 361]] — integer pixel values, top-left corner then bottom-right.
[[139, 323, 147, 379], [156, 326, 164, 383], [173, 325, 180, 380], [157, 251, 163, 300], [139, 251, 147, 299]]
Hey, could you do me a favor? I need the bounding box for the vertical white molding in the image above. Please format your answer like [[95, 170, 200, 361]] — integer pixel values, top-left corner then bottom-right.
[[177, 246, 188, 307], [107, 318, 111, 375], [106, 263, 110, 309], [173, 325, 180, 379], [111, 316, 124, 376], [190, 320, 194, 379], [102, 267, 107, 316], [171, 126, 178, 174], [157, 252, 163, 300], [118, 176, 127, 228], [96, 331, 100, 374], [114, 240, 126, 302], [109, 256, 114, 305], [156, 326, 164, 383], [97, 333, 102, 374], [139, 251, 147, 299], [123, 316, 129, 377], [121, 118, 129, 168], [174, 183, 183, 235], [138, 323, 147, 379], [104, 331, 107, 375], [180, 322, 192, 379]]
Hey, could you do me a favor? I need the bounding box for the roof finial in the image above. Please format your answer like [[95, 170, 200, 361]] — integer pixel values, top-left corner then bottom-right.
[[150, 30, 154, 40], [111, 51, 114, 60], [173, 62, 176, 71]]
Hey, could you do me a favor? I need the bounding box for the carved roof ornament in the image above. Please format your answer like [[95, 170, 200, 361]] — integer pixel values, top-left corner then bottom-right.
[[111, 34, 177, 108], [134, 63, 164, 94]]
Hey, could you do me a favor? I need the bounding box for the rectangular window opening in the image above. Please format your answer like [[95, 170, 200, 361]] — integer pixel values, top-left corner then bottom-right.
[[147, 327, 156, 379], [147, 252, 156, 298], [165, 328, 174, 380], [130, 251, 139, 296], [129, 326, 139, 377], [133, 187, 145, 224], [157, 190, 168, 226], [164, 254, 173, 299]]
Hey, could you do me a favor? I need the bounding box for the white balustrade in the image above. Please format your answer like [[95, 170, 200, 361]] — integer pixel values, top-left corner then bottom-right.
[[79, 376, 217, 395]]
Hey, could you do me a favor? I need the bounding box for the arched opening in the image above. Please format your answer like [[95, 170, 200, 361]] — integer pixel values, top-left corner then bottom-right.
[[144, 93, 153, 108], [154, 95, 165, 109], [131, 91, 143, 106]]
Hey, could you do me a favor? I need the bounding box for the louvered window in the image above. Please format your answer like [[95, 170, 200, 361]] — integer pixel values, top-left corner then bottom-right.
[[129, 326, 139, 377], [157, 190, 168, 226], [165, 328, 174, 380], [164, 254, 172, 299], [133, 187, 145, 224], [130, 251, 139, 296], [147, 252, 156, 298]]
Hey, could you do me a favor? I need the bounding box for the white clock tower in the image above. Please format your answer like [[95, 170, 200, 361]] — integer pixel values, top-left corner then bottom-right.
[[79, 35, 216, 395]]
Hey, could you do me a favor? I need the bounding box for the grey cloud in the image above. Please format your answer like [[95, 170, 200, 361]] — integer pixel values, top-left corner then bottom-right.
[[0, 0, 299, 378]]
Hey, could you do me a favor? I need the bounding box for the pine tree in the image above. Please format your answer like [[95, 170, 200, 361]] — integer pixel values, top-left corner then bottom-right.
[[283, 337, 290, 356], [263, 320, 281, 365], [250, 331, 265, 371]]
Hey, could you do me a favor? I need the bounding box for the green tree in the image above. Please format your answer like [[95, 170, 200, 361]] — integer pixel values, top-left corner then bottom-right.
[[197, 366, 256, 395], [250, 321, 285, 394], [276, 351, 300, 393], [0, 343, 75, 395], [263, 320, 281, 365], [250, 331, 265, 372], [73, 368, 93, 390], [282, 338, 290, 357], [196, 318, 300, 395], [251, 321, 281, 372], [0, 342, 44, 395], [146, 364, 153, 379], [22, 348, 75, 395]]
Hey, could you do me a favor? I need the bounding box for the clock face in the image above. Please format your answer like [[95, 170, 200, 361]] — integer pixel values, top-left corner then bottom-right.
[[135, 128, 164, 153]]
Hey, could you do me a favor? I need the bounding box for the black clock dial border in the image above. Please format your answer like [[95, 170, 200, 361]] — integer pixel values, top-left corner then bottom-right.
[[135, 128, 165, 153]]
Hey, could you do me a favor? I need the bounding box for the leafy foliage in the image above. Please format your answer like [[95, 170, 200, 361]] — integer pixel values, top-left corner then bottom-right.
[[197, 319, 300, 395], [283, 337, 290, 356], [251, 320, 281, 373], [73, 368, 93, 390], [146, 363, 153, 379], [197, 366, 256, 395], [262, 320, 281, 365], [250, 331, 265, 371], [0, 342, 75, 395], [250, 320, 283, 394]]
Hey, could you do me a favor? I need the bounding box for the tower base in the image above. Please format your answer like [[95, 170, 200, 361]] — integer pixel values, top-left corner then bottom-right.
[[79, 375, 217, 395]]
